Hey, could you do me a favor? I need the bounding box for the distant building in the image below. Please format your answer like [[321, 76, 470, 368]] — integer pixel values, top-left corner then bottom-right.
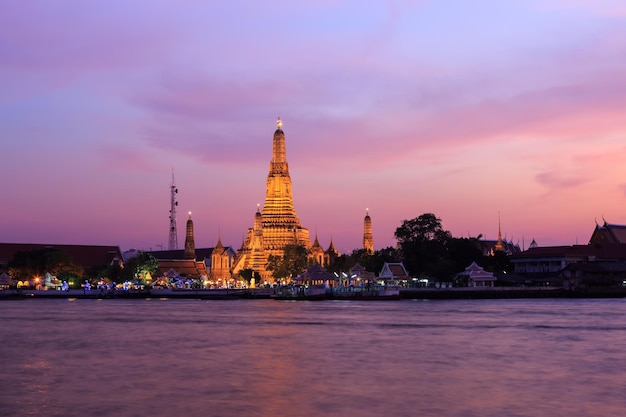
[[151, 213, 206, 283], [378, 262, 410, 282], [350, 263, 376, 284], [232, 119, 318, 281], [510, 220, 626, 280], [298, 263, 335, 286], [325, 238, 340, 266], [589, 221, 626, 245], [460, 262, 496, 287], [0, 243, 123, 275], [147, 214, 235, 285], [476, 217, 522, 255]]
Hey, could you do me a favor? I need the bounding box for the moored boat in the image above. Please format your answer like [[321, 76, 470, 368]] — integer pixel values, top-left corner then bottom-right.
[[271, 285, 327, 300], [329, 284, 400, 300]]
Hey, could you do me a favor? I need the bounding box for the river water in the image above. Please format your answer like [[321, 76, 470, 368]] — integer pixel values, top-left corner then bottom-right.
[[1, 297, 625, 417]]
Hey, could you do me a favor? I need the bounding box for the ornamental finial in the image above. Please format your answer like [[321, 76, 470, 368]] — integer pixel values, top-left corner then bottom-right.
[[277, 117, 282, 129]]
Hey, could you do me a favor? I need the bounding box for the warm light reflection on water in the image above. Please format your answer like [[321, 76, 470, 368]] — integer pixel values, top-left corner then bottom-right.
[[1, 298, 626, 416]]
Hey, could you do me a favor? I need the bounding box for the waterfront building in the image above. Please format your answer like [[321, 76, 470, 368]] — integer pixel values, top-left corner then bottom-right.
[[299, 263, 335, 286], [509, 220, 626, 281], [378, 262, 410, 282], [232, 118, 312, 281], [149, 214, 233, 286], [589, 221, 626, 244], [151, 213, 208, 284], [349, 263, 376, 284], [460, 261, 496, 287]]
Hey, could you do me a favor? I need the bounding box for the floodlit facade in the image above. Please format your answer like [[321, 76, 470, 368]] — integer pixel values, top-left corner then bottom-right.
[[233, 119, 312, 280]]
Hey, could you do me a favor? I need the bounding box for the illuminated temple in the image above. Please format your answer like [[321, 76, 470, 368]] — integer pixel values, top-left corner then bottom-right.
[[232, 118, 312, 280]]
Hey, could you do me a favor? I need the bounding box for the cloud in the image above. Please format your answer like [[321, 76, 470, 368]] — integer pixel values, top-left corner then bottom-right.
[[531, 0, 626, 16], [96, 146, 161, 173], [0, 3, 178, 73], [535, 171, 588, 190]]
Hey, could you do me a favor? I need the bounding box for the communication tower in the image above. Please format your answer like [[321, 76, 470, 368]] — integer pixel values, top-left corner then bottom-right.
[[168, 171, 179, 250]]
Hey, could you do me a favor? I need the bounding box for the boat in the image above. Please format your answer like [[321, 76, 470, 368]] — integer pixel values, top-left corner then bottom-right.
[[271, 285, 327, 300], [329, 284, 401, 300]]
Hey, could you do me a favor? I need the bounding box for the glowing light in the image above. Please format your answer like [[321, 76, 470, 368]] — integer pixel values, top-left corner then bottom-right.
[[277, 117, 282, 129]]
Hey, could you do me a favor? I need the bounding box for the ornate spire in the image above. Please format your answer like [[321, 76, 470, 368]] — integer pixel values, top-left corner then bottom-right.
[[363, 208, 374, 253], [184, 211, 196, 259], [215, 227, 224, 249], [232, 119, 311, 281], [495, 212, 505, 252]]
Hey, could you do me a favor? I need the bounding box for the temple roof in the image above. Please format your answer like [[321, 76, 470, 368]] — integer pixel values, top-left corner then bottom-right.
[[510, 244, 626, 261], [590, 222, 626, 245], [156, 259, 207, 279]]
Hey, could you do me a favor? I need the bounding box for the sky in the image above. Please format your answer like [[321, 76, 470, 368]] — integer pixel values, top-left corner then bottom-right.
[[2, 0, 626, 254]]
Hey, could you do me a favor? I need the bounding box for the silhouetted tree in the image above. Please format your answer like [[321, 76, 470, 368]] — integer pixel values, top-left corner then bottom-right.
[[326, 247, 400, 276], [266, 244, 310, 281], [9, 248, 83, 282], [238, 268, 260, 285], [395, 213, 452, 280], [120, 252, 158, 282], [447, 237, 486, 272], [486, 250, 513, 275]]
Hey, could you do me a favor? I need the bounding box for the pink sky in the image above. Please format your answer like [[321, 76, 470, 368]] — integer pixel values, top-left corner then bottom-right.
[[2, 0, 626, 254]]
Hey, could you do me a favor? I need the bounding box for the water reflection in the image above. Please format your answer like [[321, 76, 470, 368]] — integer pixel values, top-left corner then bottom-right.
[[1, 298, 626, 416]]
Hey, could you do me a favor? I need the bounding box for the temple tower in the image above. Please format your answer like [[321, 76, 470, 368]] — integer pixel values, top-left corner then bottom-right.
[[184, 212, 196, 259], [260, 117, 311, 251], [363, 208, 374, 253], [495, 213, 505, 252], [233, 118, 311, 280], [210, 233, 231, 282]]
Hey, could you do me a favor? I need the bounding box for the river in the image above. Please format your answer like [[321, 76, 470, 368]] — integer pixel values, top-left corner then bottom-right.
[[1, 298, 625, 417]]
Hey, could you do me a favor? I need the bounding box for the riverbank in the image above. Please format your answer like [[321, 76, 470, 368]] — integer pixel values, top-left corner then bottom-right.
[[4, 286, 626, 300], [399, 286, 626, 299]]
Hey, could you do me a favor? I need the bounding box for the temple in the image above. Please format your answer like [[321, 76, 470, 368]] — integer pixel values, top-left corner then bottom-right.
[[233, 118, 312, 280]]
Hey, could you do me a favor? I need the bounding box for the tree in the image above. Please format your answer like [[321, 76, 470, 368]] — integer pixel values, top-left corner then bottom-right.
[[486, 250, 513, 275], [447, 237, 485, 272], [9, 248, 83, 282], [238, 268, 260, 285], [266, 244, 310, 281], [120, 252, 158, 282], [326, 246, 400, 277], [395, 213, 452, 280]]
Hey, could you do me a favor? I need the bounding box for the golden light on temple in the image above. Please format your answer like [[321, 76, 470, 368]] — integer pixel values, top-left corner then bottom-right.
[[277, 117, 282, 129]]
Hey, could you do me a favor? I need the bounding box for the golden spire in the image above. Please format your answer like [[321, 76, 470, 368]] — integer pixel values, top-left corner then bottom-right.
[[363, 208, 374, 253], [495, 212, 505, 252]]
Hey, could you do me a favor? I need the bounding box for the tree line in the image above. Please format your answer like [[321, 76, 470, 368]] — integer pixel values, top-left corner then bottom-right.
[[265, 213, 512, 281], [6, 213, 512, 285]]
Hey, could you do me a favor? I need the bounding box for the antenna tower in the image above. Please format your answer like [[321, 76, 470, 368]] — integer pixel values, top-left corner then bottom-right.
[[168, 171, 179, 250]]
